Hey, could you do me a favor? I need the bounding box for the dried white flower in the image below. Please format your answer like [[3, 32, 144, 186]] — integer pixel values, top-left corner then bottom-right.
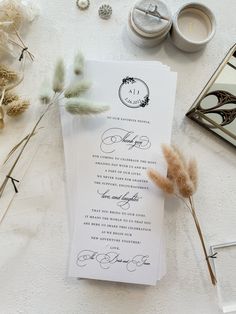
[[52, 59, 65, 93], [74, 51, 84, 75], [64, 80, 91, 98], [65, 98, 109, 115], [39, 79, 52, 104]]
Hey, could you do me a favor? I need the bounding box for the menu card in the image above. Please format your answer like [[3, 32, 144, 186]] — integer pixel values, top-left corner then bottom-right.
[[60, 60, 177, 285]]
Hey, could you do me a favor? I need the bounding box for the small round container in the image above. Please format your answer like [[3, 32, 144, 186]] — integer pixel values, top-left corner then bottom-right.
[[170, 3, 216, 53], [127, 0, 172, 48]]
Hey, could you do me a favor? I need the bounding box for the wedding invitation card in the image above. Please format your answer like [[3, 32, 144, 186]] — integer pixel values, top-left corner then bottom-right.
[[60, 61, 177, 285]]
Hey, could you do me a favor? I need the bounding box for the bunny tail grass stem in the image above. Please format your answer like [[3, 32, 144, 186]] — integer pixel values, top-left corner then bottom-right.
[[188, 196, 217, 286], [0, 93, 58, 202], [3, 131, 38, 166], [14, 28, 34, 61]]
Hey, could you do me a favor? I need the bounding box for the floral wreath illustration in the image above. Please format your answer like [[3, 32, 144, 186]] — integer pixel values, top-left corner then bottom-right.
[[118, 76, 150, 108]]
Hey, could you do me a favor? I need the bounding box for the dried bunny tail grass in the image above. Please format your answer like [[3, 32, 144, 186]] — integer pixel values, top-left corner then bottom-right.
[[74, 51, 84, 75], [162, 144, 185, 178], [0, 64, 19, 88], [52, 59, 65, 93], [0, 106, 4, 129], [178, 179, 195, 198], [2, 92, 19, 106], [188, 158, 198, 191], [64, 80, 91, 98], [173, 145, 187, 167], [162, 144, 194, 198], [39, 79, 52, 104], [65, 98, 109, 115], [6, 99, 30, 116], [147, 168, 174, 194]]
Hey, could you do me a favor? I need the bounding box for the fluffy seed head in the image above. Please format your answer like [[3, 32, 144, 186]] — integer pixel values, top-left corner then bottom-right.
[[52, 59, 65, 93], [6, 99, 30, 116], [148, 168, 174, 194], [65, 98, 109, 115], [2, 92, 19, 106], [64, 80, 91, 98], [0, 64, 19, 88], [73, 51, 84, 75]]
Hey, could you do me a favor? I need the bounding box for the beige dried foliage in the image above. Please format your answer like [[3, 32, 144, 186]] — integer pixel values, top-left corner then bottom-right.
[[6, 99, 29, 116], [0, 29, 13, 56], [0, 64, 19, 87], [0, 0, 26, 32], [2, 92, 19, 106], [148, 168, 174, 194]]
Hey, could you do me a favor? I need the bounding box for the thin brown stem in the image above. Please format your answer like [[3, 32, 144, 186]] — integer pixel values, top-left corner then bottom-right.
[[174, 193, 193, 213], [14, 29, 34, 61], [188, 196, 217, 285], [2, 130, 39, 166], [0, 93, 58, 201]]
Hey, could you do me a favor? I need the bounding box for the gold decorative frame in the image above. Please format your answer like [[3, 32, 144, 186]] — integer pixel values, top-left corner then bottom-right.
[[186, 43, 236, 148]]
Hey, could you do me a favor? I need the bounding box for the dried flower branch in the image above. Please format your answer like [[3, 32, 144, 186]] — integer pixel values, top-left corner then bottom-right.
[[147, 144, 217, 286], [0, 52, 109, 224], [0, 64, 28, 128], [0, 0, 37, 60]]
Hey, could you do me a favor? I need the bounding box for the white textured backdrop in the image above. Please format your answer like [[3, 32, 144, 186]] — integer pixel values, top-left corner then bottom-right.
[[0, 0, 236, 313]]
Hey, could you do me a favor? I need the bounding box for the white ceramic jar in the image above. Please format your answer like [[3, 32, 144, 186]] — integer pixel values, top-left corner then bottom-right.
[[170, 2, 216, 52], [127, 0, 172, 48]]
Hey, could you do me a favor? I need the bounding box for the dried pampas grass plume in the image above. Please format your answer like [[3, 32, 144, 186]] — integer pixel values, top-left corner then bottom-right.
[[148, 169, 174, 194], [6, 99, 30, 116], [64, 80, 91, 98], [65, 98, 109, 115], [52, 59, 65, 93], [74, 51, 84, 75]]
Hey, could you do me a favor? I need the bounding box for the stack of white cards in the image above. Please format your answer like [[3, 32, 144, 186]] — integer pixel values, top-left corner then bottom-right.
[[60, 60, 177, 285]]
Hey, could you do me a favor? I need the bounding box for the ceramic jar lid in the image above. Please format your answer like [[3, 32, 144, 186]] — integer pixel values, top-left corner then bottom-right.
[[130, 0, 172, 39]]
